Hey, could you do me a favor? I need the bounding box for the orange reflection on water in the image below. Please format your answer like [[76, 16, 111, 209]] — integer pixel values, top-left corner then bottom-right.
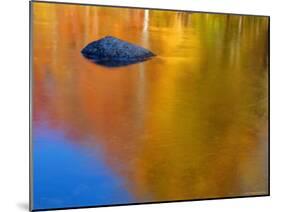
[[32, 2, 269, 203]]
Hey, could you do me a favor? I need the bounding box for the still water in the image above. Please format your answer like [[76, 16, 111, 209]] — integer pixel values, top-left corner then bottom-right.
[[32, 2, 269, 210]]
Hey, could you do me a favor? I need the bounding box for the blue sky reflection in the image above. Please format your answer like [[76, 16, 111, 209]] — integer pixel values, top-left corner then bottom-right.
[[33, 126, 134, 210]]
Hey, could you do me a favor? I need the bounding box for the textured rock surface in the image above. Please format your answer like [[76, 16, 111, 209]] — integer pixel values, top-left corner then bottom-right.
[[81, 36, 155, 67]]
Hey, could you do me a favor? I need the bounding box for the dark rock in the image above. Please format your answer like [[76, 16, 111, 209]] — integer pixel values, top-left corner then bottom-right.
[[81, 36, 155, 67]]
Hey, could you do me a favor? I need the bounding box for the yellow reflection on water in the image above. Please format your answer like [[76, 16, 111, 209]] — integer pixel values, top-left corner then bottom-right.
[[32, 2, 269, 202]]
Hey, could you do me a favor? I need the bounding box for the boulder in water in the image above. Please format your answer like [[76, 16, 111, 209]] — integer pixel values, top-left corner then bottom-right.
[[81, 36, 155, 67]]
